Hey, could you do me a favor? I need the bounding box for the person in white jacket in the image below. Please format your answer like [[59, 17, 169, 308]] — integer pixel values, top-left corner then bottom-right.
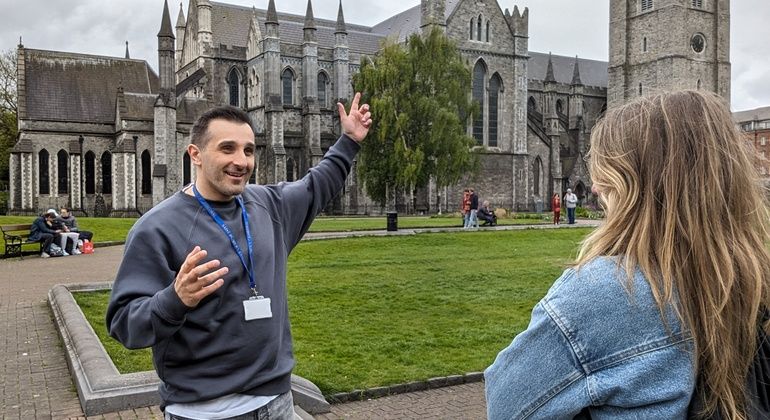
[[565, 188, 578, 224]]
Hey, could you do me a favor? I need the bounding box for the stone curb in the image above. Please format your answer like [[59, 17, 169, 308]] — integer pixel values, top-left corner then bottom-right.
[[326, 371, 485, 404], [48, 282, 331, 416], [48, 282, 160, 416]]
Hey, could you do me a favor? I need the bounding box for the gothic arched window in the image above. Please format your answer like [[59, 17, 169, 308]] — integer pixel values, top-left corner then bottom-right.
[[469, 18, 474, 40], [639, 83, 643, 96], [250, 69, 261, 107], [282, 68, 295, 106], [39, 149, 50, 195], [318, 72, 328, 108], [227, 67, 240, 107], [85, 151, 95, 194], [488, 74, 502, 147], [183, 151, 191, 186], [141, 150, 152, 195], [101, 151, 112, 194], [476, 15, 482, 41], [486, 21, 490, 42], [533, 157, 543, 197], [556, 99, 564, 115], [528, 96, 537, 112], [286, 157, 296, 182], [57, 149, 68, 194], [472, 60, 487, 145]]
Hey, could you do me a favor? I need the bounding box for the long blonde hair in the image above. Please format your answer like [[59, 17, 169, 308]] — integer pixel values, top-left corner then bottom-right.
[[577, 90, 770, 419]]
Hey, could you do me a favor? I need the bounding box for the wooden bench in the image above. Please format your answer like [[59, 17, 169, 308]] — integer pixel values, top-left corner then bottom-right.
[[1, 224, 43, 258]]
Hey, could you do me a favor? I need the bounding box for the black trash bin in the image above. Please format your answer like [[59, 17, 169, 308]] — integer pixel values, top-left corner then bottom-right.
[[386, 211, 398, 231]]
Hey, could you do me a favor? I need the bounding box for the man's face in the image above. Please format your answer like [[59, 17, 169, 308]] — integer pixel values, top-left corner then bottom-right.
[[60, 209, 69, 218], [189, 119, 255, 201]]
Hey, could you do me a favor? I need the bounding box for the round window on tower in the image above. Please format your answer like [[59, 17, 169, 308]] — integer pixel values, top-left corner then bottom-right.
[[691, 33, 706, 53]]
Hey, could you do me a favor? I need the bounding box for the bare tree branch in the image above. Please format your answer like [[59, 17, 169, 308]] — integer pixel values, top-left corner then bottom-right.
[[0, 48, 17, 114]]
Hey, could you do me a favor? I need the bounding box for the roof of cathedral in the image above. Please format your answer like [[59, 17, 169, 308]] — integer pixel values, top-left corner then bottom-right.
[[528, 52, 607, 88], [120, 93, 211, 123], [22, 49, 159, 124], [370, 0, 461, 42], [210, 2, 385, 54], [734, 106, 770, 123]]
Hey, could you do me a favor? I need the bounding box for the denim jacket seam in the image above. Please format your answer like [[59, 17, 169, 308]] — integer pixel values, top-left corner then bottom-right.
[[519, 371, 585, 419], [583, 335, 692, 373], [542, 298, 589, 374]]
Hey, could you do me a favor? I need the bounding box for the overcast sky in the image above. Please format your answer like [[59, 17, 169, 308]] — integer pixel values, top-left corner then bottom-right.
[[1, 0, 767, 111]]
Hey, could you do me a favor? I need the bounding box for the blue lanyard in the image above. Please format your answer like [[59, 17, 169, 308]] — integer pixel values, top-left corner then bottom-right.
[[192, 185, 256, 294]]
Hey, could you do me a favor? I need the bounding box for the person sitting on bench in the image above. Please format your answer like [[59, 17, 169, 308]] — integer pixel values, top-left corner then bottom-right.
[[29, 210, 62, 258], [478, 201, 497, 226]]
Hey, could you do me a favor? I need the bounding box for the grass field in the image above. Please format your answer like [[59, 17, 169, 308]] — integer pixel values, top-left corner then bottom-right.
[[73, 228, 590, 395], [0, 213, 549, 255]]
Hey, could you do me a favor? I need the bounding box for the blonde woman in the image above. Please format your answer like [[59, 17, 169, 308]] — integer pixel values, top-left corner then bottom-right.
[[485, 90, 770, 419]]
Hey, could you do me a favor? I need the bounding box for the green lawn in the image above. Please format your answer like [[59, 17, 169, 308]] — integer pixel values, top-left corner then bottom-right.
[[0, 214, 548, 255], [307, 214, 546, 232], [73, 228, 590, 395]]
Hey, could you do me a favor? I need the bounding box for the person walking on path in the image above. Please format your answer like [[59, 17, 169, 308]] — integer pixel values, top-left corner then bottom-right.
[[466, 188, 479, 229], [106, 93, 371, 419], [461, 189, 471, 228], [485, 90, 770, 419], [552, 193, 561, 225], [565, 188, 578, 224]]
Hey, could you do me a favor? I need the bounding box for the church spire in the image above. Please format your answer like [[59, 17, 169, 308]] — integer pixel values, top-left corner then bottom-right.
[[335, 0, 347, 34], [266, 0, 278, 24], [158, 0, 175, 38], [304, 0, 316, 29], [571, 55, 583, 86], [176, 2, 186, 28], [545, 52, 556, 83], [125, 41, 130, 59]]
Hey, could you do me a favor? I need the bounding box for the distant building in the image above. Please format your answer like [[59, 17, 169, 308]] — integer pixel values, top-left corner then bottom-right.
[[608, 0, 730, 108], [735, 106, 770, 177], [9, 0, 731, 216]]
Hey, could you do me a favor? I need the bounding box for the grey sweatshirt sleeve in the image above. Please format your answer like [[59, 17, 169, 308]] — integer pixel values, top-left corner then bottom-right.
[[106, 219, 192, 349], [276, 134, 360, 248]]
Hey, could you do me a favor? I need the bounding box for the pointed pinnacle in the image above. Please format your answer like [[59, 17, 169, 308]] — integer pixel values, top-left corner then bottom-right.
[[266, 0, 278, 24], [304, 0, 316, 29], [176, 2, 186, 28], [158, 0, 175, 37], [571, 56, 583, 86], [336, 0, 347, 33]]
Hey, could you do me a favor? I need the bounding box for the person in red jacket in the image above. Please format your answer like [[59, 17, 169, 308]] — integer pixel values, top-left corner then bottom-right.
[[552, 193, 561, 225]]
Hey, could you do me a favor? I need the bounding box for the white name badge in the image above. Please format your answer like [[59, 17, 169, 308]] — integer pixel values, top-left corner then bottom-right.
[[243, 297, 272, 321]]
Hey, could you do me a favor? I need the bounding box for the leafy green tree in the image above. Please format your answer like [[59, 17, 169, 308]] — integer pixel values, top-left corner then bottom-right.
[[0, 48, 17, 192], [353, 28, 479, 207]]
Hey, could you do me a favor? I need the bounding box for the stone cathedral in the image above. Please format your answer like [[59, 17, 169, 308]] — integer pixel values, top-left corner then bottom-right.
[[8, 0, 730, 216]]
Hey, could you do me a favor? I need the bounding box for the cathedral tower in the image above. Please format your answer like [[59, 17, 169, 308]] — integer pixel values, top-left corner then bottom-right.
[[302, 0, 323, 168], [608, 0, 730, 107], [153, 0, 179, 205], [263, 0, 286, 183]]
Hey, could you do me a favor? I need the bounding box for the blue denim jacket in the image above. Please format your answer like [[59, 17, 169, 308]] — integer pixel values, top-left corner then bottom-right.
[[485, 257, 694, 419]]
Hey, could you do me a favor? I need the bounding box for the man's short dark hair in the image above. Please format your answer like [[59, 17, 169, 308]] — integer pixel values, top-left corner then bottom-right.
[[60, 206, 69, 212], [191, 106, 254, 148]]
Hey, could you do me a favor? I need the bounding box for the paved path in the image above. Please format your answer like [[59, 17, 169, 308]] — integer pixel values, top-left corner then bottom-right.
[[0, 221, 599, 419]]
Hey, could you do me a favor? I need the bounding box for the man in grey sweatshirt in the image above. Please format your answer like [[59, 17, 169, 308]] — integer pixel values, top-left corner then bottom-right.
[[106, 93, 372, 419]]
